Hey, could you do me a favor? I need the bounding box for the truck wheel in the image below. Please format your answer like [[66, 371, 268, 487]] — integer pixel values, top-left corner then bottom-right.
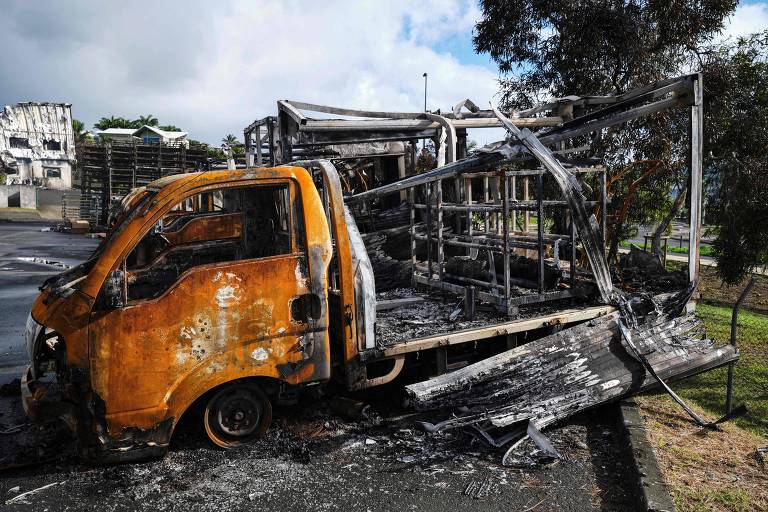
[[203, 382, 272, 448]]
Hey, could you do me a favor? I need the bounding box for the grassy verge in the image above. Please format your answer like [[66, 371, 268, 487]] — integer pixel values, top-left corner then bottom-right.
[[637, 301, 768, 511], [672, 303, 768, 435], [637, 391, 767, 512], [619, 239, 715, 257]]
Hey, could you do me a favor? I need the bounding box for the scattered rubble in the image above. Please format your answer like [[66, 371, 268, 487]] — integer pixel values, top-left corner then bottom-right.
[[615, 245, 688, 293]]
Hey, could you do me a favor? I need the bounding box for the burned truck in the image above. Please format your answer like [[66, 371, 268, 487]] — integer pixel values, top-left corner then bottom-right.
[[21, 74, 735, 462]]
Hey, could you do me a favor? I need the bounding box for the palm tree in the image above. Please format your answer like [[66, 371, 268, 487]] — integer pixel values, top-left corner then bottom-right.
[[159, 124, 182, 132], [94, 116, 132, 130], [137, 114, 159, 127], [222, 134, 239, 146], [71, 119, 88, 143]]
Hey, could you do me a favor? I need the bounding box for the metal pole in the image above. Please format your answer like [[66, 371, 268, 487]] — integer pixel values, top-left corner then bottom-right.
[[726, 278, 755, 414], [426, 184, 433, 280], [688, 74, 704, 284], [409, 187, 416, 287], [600, 168, 607, 252], [537, 174, 545, 293], [422, 72, 428, 150], [501, 170, 511, 315]]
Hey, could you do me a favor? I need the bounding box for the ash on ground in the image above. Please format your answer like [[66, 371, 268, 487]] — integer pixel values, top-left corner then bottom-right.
[[1, 388, 637, 511]]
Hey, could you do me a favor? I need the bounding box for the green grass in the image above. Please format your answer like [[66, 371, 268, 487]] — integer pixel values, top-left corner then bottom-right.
[[670, 303, 768, 436], [675, 488, 752, 512], [668, 245, 715, 257], [619, 239, 715, 257]]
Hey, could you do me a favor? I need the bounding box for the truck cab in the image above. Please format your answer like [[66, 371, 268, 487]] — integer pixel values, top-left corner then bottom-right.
[[23, 163, 380, 461]]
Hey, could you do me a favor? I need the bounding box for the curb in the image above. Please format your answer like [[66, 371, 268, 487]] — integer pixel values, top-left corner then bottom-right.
[[618, 399, 676, 512]]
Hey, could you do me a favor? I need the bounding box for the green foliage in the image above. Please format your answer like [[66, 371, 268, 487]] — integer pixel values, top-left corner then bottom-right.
[[473, 2, 768, 278], [667, 245, 715, 257], [473, 0, 736, 260], [71, 119, 87, 142], [93, 116, 183, 132], [207, 147, 225, 159], [94, 116, 134, 130], [222, 134, 239, 146], [474, 0, 736, 106], [137, 114, 158, 127], [703, 32, 768, 284], [675, 488, 752, 512], [415, 143, 437, 173]]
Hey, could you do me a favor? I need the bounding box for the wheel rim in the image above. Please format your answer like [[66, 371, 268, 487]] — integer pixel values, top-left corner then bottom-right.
[[204, 384, 270, 447]]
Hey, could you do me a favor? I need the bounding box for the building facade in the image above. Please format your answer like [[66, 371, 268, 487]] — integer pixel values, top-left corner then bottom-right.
[[0, 102, 75, 189]]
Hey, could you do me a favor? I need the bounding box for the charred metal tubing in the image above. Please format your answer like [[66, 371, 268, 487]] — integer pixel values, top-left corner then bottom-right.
[[537, 173, 545, 294], [726, 278, 755, 414]]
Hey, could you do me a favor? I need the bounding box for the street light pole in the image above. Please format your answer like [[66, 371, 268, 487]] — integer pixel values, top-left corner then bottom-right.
[[422, 72, 428, 149]]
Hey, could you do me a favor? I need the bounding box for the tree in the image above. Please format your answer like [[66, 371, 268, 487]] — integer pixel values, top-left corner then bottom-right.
[[222, 134, 245, 155], [702, 32, 768, 283], [474, 0, 736, 106], [93, 116, 133, 130], [416, 143, 437, 174], [137, 114, 158, 127], [473, 0, 737, 262], [222, 134, 239, 146], [71, 119, 88, 143], [159, 124, 182, 132]]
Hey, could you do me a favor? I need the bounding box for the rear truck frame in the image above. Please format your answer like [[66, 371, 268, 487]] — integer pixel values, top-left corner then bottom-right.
[[21, 74, 713, 462]]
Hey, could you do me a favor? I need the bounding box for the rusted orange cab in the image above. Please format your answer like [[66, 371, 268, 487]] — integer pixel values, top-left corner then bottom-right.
[[22, 165, 366, 461]]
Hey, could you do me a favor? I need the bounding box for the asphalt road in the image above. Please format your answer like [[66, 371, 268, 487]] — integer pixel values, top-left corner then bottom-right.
[[0, 220, 639, 511], [0, 220, 99, 382]]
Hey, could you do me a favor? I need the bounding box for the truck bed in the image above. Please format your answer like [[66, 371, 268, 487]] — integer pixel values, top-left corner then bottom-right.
[[374, 288, 614, 355]]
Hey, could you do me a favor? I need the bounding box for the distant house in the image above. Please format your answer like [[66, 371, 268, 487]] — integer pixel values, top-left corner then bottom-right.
[[97, 126, 189, 147], [0, 102, 76, 189], [95, 128, 135, 142]]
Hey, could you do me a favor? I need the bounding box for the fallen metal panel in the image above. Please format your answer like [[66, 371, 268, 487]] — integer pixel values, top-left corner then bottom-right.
[[404, 291, 738, 432]]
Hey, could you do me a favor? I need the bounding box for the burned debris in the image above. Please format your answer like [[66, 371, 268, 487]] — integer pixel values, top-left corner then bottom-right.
[[10, 72, 734, 476], [403, 289, 737, 435]]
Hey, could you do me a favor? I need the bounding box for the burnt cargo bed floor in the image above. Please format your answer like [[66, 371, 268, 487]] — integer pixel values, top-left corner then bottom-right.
[[375, 287, 602, 347]]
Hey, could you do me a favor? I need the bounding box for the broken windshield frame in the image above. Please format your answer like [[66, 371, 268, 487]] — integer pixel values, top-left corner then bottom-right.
[[41, 191, 156, 297]]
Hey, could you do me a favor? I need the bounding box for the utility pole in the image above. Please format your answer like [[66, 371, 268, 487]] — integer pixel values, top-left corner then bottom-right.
[[422, 72, 428, 150]]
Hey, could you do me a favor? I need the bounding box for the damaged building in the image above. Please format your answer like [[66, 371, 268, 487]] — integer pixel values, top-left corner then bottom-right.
[[0, 102, 75, 190]]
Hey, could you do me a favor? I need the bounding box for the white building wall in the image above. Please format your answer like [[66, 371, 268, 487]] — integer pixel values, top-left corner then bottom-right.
[[0, 102, 76, 189]]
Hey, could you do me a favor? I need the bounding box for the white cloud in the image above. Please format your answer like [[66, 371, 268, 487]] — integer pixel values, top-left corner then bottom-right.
[[0, 0, 504, 146], [718, 2, 768, 41]]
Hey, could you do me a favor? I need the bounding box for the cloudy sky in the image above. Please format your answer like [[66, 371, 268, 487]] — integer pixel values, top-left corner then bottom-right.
[[1, 0, 765, 146]]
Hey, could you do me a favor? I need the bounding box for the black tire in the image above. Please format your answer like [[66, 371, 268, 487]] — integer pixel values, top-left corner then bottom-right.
[[203, 382, 272, 448]]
